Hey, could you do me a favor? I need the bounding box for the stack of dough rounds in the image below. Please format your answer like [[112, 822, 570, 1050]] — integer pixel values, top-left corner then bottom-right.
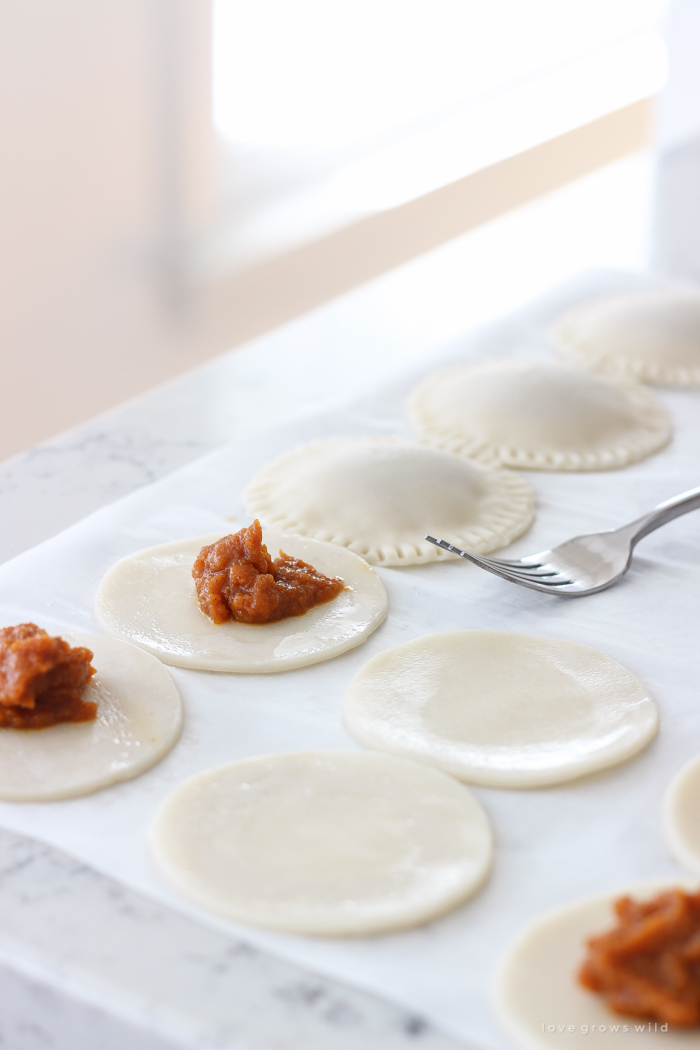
[[0, 631, 183, 802], [495, 880, 698, 1050], [95, 532, 388, 673], [407, 358, 671, 470], [343, 631, 658, 788], [243, 436, 534, 566], [552, 287, 700, 386], [664, 753, 700, 875], [150, 750, 494, 935]]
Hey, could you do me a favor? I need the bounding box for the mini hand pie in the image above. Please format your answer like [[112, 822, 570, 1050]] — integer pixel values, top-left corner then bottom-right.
[[552, 287, 700, 386], [243, 436, 534, 566], [408, 358, 671, 470], [150, 750, 493, 935]]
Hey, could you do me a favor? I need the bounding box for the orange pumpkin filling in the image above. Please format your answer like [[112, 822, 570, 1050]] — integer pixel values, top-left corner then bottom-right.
[[192, 520, 345, 625], [0, 624, 97, 729], [579, 888, 700, 1027]]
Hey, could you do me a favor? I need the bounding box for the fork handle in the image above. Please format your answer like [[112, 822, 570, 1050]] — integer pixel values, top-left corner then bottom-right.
[[626, 484, 700, 546]]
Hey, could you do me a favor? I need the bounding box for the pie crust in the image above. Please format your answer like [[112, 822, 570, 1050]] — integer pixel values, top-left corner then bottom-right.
[[94, 532, 388, 672], [343, 630, 658, 788], [150, 750, 494, 935], [243, 436, 534, 566], [0, 631, 183, 801], [552, 288, 700, 386], [407, 359, 671, 471], [495, 880, 699, 1050], [664, 752, 700, 876]]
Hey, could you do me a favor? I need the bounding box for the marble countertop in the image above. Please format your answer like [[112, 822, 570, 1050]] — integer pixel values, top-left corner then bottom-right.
[[0, 149, 685, 1048]]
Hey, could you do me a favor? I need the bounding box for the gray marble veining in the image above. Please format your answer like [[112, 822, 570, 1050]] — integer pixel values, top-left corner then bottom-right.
[[0, 829, 464, 1050]]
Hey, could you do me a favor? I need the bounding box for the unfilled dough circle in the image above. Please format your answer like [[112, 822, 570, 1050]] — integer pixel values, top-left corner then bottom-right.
[[243, 436, 534, 566], [664, 753, 700, 875], [94, 533, 388, 673], [343, 631, 658, 788], [407, 359, 671, 470], [0, 631, 183, 802], [150, 750, 493, 935], [495, 881, 699, 1050], [552, 288, 700, 386]]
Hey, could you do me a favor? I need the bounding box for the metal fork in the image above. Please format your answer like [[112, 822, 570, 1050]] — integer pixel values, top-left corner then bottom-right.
[[426, 485, 700, 597]]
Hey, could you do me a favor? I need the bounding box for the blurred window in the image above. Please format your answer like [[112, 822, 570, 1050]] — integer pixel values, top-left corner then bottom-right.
[[213, 0, 668, 215]]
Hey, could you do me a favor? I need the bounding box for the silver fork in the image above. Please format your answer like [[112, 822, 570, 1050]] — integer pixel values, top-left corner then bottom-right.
[[426, 485, 700, 597]]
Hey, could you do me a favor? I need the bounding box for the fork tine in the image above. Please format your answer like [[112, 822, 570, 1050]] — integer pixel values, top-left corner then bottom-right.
[[424, 536, 577, 589]]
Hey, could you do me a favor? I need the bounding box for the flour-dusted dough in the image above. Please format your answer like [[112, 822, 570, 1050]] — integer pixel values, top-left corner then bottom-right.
[[0, 631, 183, 802], [552, 287, 700, 386], [343, 631, 658, 788], [150, 750, 493, 936], [243, 437, 534, 566], [495, 881, 699, 1050], [95, 532, 387, 672], [664, 753, 700, 876], [408, 359, 671, 470]]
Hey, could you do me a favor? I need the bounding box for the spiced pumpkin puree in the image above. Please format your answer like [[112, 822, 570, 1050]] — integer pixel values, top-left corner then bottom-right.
[[579, 887, 700, 1027], [0, 624, 97, 729], [192, 520, 345, 625]]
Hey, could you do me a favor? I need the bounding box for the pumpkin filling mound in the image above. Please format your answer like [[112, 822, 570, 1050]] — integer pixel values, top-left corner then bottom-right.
[[579, 887, 700, 1027], [0, 624, 97, 729], [192, 520, 345, 625]]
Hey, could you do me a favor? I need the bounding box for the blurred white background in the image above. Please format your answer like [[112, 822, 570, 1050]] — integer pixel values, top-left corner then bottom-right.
[[1, 0, 700, 462]]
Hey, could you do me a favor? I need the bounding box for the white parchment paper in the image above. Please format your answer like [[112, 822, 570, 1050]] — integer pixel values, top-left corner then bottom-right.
[[0, 271, 699, 1049]]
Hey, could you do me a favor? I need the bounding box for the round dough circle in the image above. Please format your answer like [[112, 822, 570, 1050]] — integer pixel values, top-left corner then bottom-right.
[[664, 753, 700, 875], [552, 288, 700, 386], [0, 631, 183, 802], [94, 532, 388, 672], [495, 880, 699, 1050], [407, 359, 671, 471], [243, 436, 534, 566], [150, 750, 493, 935], [343, 631, 658, 788]]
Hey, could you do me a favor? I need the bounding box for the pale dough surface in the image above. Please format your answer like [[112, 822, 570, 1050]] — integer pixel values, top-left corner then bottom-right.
[[552, 288, 700, 386], [343, 630, 658, 788], [664, 753, 700, 875], [243, 436, 534, 566], [407, 358, 671, 470], [0, 631, 183, 802], [495, 880, 699, 1050], [150, 750, 493, 936], [94, 532, 388, 672]]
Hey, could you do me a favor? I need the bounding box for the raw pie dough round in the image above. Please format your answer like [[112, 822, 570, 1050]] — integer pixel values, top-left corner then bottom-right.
[[407, 359, 671, 470], [495, 881, 699, 1050], [0, 631, 183, 802], [664, 753, 700, 875], [552, 288, 700, 386], [343, 631, 658, 788], [243, 436, 534, 566], [150, 750, 493, 935], [94, 532, 388, 672]]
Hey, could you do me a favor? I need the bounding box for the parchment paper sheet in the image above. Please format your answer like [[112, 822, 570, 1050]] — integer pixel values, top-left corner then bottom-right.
[[1, 271, 698, 1048]]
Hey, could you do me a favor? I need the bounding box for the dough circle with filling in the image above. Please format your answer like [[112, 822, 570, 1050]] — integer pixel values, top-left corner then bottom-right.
[[95, 533, 388, 672], [150, 750, 493, 935], [495, 881, 698, 1050], [0, 631, 183, 802], [664, 753, 700, 875], [552, 287, 700, 386], [343, 631, 658, 788], [407, 359, 671, 470], [243, 436, 534, 566]]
